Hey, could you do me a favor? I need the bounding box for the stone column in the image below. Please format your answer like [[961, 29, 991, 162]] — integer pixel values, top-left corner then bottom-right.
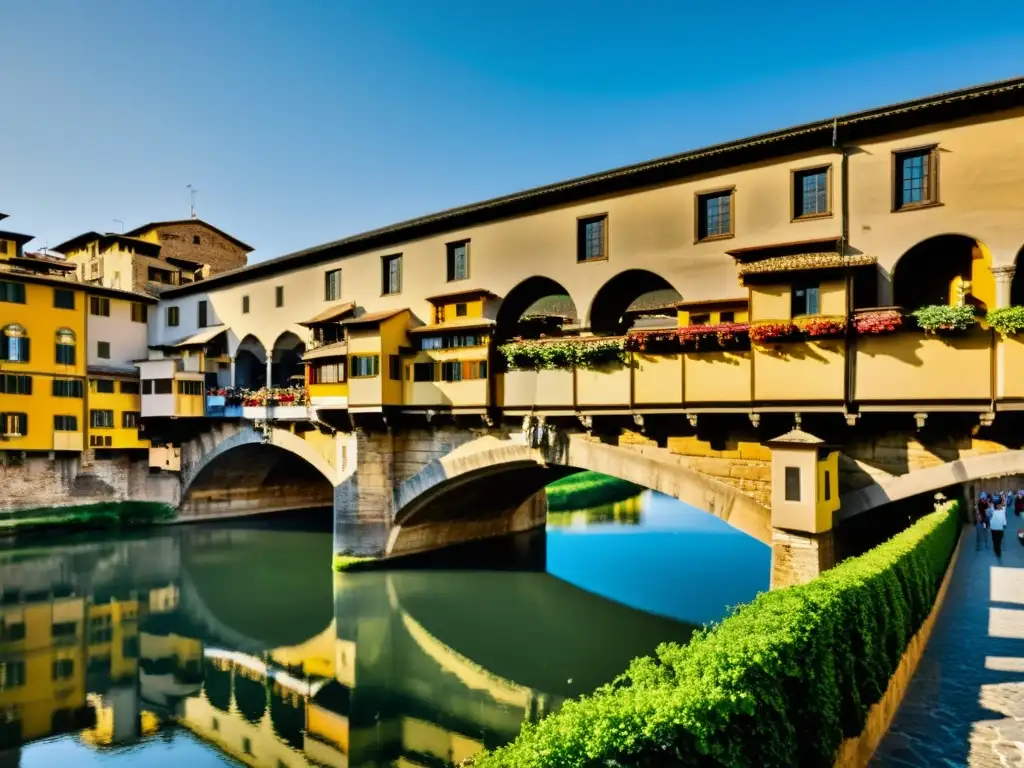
[[264, 348, 273, 388], [992, 264, 1015, 309], [229, 358, 236, 387], [333, 428, 395, 559], [770, 528, 836, 589]]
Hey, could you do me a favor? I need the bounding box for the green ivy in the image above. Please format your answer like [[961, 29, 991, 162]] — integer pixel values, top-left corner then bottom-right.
[[909, 304, 977, 334], [499, 338, 626, 371], [470, 501, 960, 768], [986, 306, 1024, 337]]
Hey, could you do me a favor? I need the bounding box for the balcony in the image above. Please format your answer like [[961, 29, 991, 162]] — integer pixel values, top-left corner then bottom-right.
[[206, 387, 311, 421]]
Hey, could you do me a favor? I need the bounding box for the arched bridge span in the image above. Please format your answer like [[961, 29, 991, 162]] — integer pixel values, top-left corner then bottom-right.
[[387, 434, 772, 557]]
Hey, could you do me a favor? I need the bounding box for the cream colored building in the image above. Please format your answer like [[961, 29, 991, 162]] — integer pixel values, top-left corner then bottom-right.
[[139, 77, 1024, 421]]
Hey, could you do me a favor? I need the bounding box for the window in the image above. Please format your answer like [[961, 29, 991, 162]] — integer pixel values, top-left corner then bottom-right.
[[142, 380, 153, 395], [784, 466, 801, 502], [413, 362, 436, 382], [0, 281, 26, 304], [94, 379, 115, 394], [690, 314, 710, 326], [120, 380, 140, 394], [197, 300, 208, 328], [275, 286, 284, 307], [97, 341, 111, 359], [455, 302, 468, 317], [242, 295, 250, 314], [389, 355, 401, 380], [242, 737, 253, 756], [0, 661, 27, 690], [791, 282, 820, 317], [696, 189, 734, 240], [52, 659, 75, 681], [52, 621, 76, 638], [54, 289, 75, 310], [1, 622, 26, 642], [89, 435, 113, 447], [382, 254, 402, 295], [166, 306, 180, 327], [192, 235, 201, 245], [131, 303, 148, 323], [420, 336, 443, 350], [1, 324, 29, 362], [894, 146, 938, 210], [824, 470, 831, 502], [0, 375, 32, 395], [793, 166, 831, 218], [577, 215, 607, 261], [719, 311, 735, 323], [2, 413, 27, 437], [446, 241, 469, 281], [54, 415, 78, 431], [154, 379, 173, 395], [311, 361, 345, 384], [122, 411, 140, 429], [52, 379, 84, 398], [55, 328, 76, 365], [89, 296, 110, 316], [177, 380, 203, 395], [90, 410, 114, 428], [441, 361, 463, 382], [0, 240, 6, 255], [350, 355, 380, 377], [325, 269, 342, 301]]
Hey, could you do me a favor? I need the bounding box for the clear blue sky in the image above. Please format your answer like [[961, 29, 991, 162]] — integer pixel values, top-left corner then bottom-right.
[[1, 1, 1022, 263]]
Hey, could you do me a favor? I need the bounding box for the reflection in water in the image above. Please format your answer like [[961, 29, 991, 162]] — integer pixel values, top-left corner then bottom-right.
[[0, 491, 767, 767]]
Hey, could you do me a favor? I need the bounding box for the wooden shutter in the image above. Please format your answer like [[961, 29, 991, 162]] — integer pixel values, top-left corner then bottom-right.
[[22, 338, 29, 363]]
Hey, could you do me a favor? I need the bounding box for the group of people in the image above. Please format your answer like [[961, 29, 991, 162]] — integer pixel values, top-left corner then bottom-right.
[[975, 490, 1022, 557]]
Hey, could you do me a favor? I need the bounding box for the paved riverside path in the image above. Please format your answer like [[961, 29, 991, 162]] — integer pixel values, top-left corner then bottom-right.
[[873, 514, 1024, 767]]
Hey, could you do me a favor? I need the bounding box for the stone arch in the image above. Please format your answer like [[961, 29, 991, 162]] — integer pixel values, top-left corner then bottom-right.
[[587, 269, 682, 335], [495, 276, 579, 342], [388, 435, 771, 558], [203, 659, 232, 712], [836, 448, 1024, 523], [270, 330, 305, 387], [234, 333, 267, 389], [233, 668, 268, 724], [891, 234, 993, 311], [1008, 243, 1024, 306], [180, 424, 338, 499]]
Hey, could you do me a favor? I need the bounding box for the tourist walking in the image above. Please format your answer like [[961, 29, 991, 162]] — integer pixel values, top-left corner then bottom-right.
[[1015, 490, 1024, 518], [976, 492, 990, 550], [990, 498, 1007, 557]]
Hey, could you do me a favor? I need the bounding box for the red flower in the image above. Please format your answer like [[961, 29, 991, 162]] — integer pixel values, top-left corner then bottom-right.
[[852, 310, 903, 336], [749, 322, 800, 344]]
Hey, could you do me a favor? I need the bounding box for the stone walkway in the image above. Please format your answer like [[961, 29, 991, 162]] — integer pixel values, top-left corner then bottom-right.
[[873, 513, 1024, 767]]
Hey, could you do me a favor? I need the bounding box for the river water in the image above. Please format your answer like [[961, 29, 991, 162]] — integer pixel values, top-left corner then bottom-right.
[[0, 488, 769, 767]]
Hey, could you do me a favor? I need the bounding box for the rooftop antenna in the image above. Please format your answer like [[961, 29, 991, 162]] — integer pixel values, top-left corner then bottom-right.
[[112, 219, 124, 234], [187, 184, 198, 220]]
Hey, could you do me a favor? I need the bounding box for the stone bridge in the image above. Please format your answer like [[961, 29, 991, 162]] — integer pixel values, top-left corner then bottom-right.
[[168, 413, 1024, 587]]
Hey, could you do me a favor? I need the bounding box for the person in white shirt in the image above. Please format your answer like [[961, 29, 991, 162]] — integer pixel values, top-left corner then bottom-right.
[[990, 500, 1008, 557]]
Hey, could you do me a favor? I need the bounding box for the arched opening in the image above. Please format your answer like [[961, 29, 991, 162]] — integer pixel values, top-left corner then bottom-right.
[[181, 442, 334, 517], [56, 328, 76, 365], [1010, 244, 1024, 306], [203, 659, 232, 712], [587, 270, 681, 336], [2, 323, 29, 362], [233, 666, 268, 724], [271, 331, 306, 388], [495, 277, 578, 342], [235, 334, 266, 389], [270, 685, 305, 750], [892, 234, 990, 311]]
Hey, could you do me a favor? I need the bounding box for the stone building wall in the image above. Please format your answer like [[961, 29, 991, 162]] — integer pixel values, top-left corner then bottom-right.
[[0, 450, 179, 512], [151, 221, 249, 275]]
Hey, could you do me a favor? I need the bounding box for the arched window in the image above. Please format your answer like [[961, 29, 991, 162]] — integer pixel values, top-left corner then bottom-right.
[[1, 323, 29, 362], [56, 328, 76, 366]]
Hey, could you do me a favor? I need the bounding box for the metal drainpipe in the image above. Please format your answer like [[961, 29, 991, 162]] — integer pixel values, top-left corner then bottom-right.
[[836, 121, 855, 416]]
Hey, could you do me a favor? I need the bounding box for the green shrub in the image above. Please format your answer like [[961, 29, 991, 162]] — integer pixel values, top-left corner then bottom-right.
[[545, 471, 644, 512], [499, 338, 626, 371], [471, 501, 960, 768], [986, 306, 1024, 336], [1, 500, 175, 535], [910, 304, 977, 333]]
